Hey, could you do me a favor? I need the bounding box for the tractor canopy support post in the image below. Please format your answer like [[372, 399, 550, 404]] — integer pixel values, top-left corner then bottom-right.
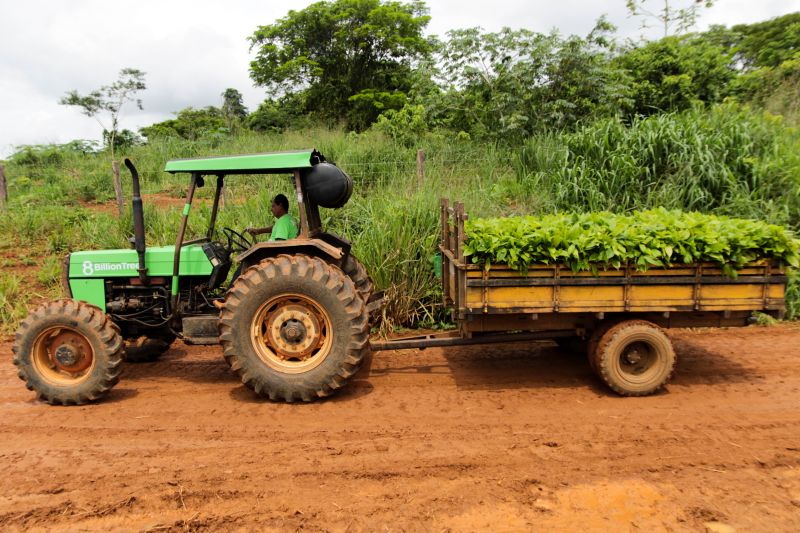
[[207, 175, 224, 241], [172, 173, 199, 306], [293, 169, 309, 238]]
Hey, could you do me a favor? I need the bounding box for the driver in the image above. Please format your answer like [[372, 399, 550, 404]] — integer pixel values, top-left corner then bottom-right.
[[245, 194, 298, 241], [214, 194, 298, 309]]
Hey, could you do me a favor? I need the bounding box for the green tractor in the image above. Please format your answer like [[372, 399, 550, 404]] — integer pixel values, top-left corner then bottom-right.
[[12, 150, 377, 404]]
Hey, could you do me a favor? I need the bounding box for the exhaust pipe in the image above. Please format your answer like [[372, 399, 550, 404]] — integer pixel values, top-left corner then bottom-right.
[[124, 158, 148, 283]]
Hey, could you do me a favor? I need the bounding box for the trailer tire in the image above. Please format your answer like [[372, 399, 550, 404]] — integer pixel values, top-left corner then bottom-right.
[[219, 254, 369, 402], [12, 299, 123, 405], [587, 321, 619, 372], [592, 320, 676, 396], [123, 332, 176, 363]]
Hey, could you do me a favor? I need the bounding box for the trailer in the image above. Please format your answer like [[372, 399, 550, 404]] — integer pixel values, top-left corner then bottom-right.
[[371, 199, 789, 396]]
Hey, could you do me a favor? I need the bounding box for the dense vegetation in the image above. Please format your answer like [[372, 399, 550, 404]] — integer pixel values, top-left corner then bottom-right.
[[1, 2, 800, 332], [465, 210, 799, 274]]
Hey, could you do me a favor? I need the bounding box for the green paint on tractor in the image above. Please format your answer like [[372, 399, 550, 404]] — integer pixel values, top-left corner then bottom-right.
[[164, 149, 315, 174], [68, 245, 213, 309], [70, 245, 212, 278], [68, 279, 107, 311]]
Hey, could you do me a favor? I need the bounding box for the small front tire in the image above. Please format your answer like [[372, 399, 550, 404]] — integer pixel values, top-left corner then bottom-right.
[[12, 300, 124, 405]]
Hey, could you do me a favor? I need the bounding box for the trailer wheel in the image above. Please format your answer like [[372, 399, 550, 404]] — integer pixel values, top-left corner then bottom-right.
[[12, 300, 124, 405], [591, 320, 676, 396], [587, 321, 618, 372], [341, 254, 373, 303], [123, 332, 176, 363], [219, 254, 369, 402]]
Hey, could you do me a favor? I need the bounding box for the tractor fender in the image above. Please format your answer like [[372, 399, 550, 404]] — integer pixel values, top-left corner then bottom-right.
[[236, 239, 345, 271]]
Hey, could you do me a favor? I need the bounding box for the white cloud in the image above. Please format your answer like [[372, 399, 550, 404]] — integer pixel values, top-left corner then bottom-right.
[[1, 0, 799, 158]]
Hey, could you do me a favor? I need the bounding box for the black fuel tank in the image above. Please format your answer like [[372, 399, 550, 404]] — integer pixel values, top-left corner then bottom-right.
[[302, 162, 353, 208]]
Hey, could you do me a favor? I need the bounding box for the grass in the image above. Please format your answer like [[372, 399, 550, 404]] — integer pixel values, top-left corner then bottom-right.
[[0, 273, 28, 333], [0, 102, 798, 332]]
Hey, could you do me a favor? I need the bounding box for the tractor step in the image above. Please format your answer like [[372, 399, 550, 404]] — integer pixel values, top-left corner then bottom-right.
[[182, 315, 219, 345]]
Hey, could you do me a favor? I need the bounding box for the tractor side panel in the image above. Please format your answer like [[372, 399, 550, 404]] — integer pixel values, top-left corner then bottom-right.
[[68, 279, 106, 311], [69, 245, 213, 278]]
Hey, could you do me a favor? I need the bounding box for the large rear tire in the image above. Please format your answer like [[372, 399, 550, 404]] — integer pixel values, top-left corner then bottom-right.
[[219, 254, 369, 402], [341, 253, 373, 303], [12, 300, 124, 405], [591, 320, 676, 396]]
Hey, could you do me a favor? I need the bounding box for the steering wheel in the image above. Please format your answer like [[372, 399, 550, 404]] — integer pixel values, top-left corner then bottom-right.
[[221, 227, 253, 252]]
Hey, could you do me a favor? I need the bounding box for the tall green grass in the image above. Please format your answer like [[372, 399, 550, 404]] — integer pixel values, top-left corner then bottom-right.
[[514, 104, 800, 228], [0, 273, 29, 332], [1, 103, 798, 331]]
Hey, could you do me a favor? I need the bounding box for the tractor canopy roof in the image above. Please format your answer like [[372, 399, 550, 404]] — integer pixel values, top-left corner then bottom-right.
[[164, 149, 325, 175]]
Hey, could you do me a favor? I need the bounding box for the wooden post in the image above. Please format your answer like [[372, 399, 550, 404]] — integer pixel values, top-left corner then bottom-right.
[[416, 149, 425, 187], [0, 163, 7, 210], [112, 160, 124, 216]]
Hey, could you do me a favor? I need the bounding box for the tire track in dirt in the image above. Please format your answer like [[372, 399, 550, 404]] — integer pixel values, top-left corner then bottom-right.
[[1, 324, 799, 531]]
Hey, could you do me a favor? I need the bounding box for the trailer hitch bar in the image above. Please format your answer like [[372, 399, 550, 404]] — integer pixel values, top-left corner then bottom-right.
[[370, 330, 574, 351]]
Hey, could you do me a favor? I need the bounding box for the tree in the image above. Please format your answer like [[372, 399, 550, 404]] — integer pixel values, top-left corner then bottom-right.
[[429, 20, 631, 139], [139, 107, 226, 141], [221, 88, 248, 130], [246, 94, 308, 133], [626, 0, 715, 38], [248, 0, 432, 130], [60, 68, 146, 214], [103, 128, 142, 152], [729, 13, 800, 70], [60, 68, 146, 159], [615, 34, 734, 115]]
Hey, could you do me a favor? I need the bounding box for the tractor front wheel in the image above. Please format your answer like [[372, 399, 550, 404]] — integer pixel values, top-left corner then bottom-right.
[[12, 300, 124, 405], [219, 254, 369, 402]]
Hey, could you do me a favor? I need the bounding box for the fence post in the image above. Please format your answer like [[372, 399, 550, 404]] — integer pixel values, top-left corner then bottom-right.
[[112, 160, 124, 216], [0, 163, 7, 210], [416, 149, 425, 187]]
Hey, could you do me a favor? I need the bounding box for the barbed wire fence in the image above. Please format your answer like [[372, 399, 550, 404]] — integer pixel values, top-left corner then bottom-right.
[[0, 147, 507, 212]]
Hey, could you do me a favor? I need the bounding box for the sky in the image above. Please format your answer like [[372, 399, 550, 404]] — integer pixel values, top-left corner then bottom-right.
[[1, 0, 799, 158]]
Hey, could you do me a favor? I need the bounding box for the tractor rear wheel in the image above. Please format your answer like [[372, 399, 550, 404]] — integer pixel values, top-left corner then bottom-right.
[[12, 300, 124, 405], [341, 253, 373, 303], [123, 331, 176, 363], [590, 320, 676, 396], [219, 254, 369, 402]]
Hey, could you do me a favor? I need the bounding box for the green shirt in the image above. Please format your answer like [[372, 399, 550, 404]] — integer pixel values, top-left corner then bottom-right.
[[270, 213, 298, 241]]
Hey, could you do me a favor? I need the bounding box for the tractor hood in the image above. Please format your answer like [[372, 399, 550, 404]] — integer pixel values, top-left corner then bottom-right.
[[68, 245, 212, 279]]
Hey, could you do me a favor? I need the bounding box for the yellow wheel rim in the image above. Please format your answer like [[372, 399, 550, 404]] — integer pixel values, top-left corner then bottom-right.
[[250, 294, 333, 374], [31, 326, 96, 386]]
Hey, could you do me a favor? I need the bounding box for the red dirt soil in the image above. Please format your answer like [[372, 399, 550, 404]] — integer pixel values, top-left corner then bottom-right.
[[1, 324, 799, 531]]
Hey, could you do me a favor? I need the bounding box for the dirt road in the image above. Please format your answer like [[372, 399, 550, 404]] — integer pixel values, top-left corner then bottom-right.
[[1, 324, 799, 532]]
